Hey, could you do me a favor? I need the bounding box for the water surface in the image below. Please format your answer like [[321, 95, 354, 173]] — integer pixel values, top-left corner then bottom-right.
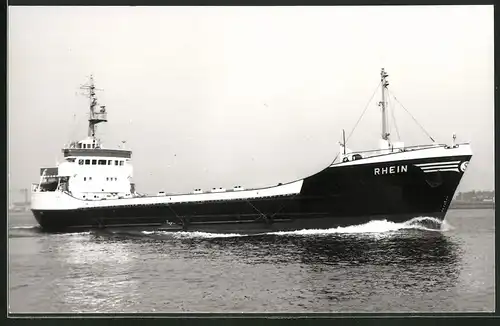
[[8, 209, 495, 313]]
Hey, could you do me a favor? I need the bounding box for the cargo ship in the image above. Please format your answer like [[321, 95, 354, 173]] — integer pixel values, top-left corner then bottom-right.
[[30, 69, 472, 232]]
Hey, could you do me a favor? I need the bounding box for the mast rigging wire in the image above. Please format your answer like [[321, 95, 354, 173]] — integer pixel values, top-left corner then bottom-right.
[[330, 81, 382, 164], [346, 81, 382, 143], [388, 92, 401, 141], [387, 89, 435, 143], [330, 73, 436, 165]]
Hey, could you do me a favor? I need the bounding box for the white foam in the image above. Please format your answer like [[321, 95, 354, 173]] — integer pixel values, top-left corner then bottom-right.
[[52, 231, 91, 238], [10, 225, 39, 230], [142, 230, 248, 239], [440, 219, 455, 232], [270, 216, 447, 236], [141, 216, 449, 239]]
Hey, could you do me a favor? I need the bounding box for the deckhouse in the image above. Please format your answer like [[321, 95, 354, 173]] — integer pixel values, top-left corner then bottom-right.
[[33, 76, 135, 201]]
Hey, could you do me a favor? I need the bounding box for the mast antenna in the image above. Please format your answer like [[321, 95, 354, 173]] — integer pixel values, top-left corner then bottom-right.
[[80, 75, 107, 138], [342, 129, 346, 155], [378, 68, 390, 143]]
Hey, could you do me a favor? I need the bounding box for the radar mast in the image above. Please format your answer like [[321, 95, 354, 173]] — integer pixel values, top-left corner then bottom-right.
[[80, 75, 107, 138]]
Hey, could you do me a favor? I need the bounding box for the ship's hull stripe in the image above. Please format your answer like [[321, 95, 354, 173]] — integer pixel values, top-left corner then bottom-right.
[[422, 168, 460, 173], [414, 161, 461, 167], [417, 164, 459, 170]]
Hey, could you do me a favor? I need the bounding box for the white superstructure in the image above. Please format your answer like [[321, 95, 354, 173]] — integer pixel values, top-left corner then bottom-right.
[[32, 76, 136, 206], [30, 75, 304, 212]]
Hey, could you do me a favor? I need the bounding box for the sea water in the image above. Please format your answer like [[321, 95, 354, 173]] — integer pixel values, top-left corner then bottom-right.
[[8, 209, 495, 313]]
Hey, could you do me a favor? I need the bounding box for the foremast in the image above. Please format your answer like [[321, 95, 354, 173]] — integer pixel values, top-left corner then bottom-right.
[[378, 68, 390, 145], [80, 75, 107, 138]]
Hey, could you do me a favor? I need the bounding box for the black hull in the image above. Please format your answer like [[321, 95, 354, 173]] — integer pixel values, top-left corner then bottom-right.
[[32, 154, 470, 233]]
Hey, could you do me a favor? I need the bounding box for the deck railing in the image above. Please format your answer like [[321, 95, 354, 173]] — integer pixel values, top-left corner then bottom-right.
[[334, 142, 469, 164]]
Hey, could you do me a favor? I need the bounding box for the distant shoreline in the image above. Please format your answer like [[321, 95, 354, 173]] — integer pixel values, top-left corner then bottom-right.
[[449, 201, 495, 210]]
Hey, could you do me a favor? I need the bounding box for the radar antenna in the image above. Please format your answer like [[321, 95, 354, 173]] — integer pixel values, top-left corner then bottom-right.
[[80, 75, 107, 138]]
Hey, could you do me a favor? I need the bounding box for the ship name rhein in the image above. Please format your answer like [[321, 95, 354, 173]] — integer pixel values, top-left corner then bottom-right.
[[374, 165, 408, 175]]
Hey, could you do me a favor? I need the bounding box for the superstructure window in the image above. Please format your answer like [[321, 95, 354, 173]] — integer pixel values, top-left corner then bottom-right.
[[84, 177, 87, 181], [98, 160, 106, 165], [85, 159, 90, 165], [92, 159, 97, 165], [79, 159, 84, 165]]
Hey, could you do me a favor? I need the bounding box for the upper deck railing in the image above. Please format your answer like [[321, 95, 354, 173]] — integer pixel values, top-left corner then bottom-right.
[[333, 142, 470, 164]]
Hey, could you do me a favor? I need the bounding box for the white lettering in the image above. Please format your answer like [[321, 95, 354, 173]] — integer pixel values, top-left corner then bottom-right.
[[374, 165, 408, 176]]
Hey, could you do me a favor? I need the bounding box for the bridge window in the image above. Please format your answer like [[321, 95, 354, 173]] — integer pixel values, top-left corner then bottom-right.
[[120, 161, 124, 166], [115, 160, 119, 166], [98, 160, 106, 165], [85, 159, 90, 165], [108, 160, 112, 165], [92, 159, 97, 165], [78, 159, 84, 165]]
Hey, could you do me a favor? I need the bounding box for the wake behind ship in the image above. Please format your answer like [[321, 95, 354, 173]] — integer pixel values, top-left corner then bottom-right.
[[30, 69, 472, 232]]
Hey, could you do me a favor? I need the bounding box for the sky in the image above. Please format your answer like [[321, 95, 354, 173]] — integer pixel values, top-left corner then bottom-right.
[[8, 5, 494, 200]]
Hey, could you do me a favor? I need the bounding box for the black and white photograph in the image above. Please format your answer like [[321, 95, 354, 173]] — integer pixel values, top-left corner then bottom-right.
[[8, 5, 494, 314]]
